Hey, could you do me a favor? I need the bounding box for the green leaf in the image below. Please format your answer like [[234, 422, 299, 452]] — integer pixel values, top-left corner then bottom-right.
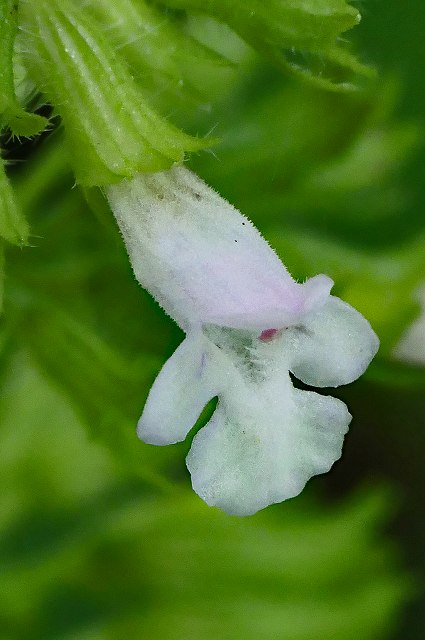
[[19, 308, 183, 489], [19, 0, 212, 186], [161, 0, 372, 89], [0, 155, 29, 245], [23, 303, 161, 466], [0, 0, 47, 136]]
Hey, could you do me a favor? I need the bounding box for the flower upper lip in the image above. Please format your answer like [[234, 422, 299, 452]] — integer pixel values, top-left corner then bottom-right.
[[204, 273, 334, 331], [107, 166, 333, 331]]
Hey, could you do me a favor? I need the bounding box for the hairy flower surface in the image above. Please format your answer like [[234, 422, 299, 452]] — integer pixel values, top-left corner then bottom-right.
[[107, 167, 379, 516]]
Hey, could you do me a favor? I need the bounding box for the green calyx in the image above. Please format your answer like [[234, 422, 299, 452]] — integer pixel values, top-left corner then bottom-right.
[[84, 0, 234, 110], [20, 0, 211, 186]]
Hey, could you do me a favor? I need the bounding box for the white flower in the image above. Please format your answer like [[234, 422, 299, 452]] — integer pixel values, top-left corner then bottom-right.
[[107, 166, 379, 516]]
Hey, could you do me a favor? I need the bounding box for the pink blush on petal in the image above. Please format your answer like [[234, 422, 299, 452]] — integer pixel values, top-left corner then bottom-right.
[[259, 328, 279, 342]]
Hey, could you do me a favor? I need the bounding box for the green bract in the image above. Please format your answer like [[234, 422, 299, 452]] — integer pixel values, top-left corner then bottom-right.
[[20, 0, 209, 186], [0, 0, 47, 136], [160, 0, 373, 89]]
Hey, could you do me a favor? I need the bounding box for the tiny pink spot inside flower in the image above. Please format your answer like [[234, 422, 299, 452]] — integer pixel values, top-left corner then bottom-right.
[[259, 328, 279, 342]]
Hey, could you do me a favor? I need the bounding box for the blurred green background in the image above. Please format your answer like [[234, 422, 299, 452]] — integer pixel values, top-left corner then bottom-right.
[[1, 1, 425, 638]]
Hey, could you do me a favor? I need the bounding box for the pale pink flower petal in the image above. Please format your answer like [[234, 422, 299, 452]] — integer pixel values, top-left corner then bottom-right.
[[107, 166, 379, 515]]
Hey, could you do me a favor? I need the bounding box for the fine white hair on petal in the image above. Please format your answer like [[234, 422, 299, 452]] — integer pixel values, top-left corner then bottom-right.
[[137, 331, 220, 445], [187, 380, 351, 517], [107, 167, 333, 331], [284, 296, 379, 388], [107, 167, 379, 516]]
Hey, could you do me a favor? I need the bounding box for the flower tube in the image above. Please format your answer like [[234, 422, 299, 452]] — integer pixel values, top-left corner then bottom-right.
[[107, 166, 379, 516]]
